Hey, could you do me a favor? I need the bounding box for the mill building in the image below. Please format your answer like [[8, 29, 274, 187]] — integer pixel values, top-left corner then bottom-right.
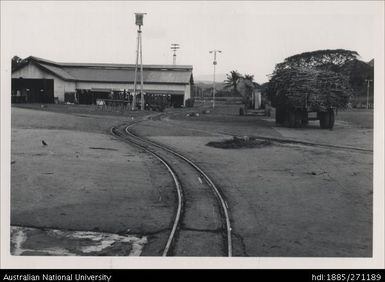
[[11, 56, 194, 107]]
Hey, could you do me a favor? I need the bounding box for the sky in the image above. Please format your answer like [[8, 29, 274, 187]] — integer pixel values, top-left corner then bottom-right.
[[2, 1, 382, 83]]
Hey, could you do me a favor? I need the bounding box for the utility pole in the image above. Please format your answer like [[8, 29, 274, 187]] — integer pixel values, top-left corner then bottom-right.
[[132, 13, 146, 111], [171, 43, 180, 65], [209, 49, 222, 109], [365, 79, 373, 109]]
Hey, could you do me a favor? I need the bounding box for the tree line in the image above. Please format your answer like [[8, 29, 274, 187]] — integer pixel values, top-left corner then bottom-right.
[[193, 49, 374, 109], [266, 49, 374, 108]]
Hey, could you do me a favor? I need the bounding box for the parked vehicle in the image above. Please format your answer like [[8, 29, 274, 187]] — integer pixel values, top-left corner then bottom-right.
[[275, 105, 335, 129], [268, 68, 351, 129]]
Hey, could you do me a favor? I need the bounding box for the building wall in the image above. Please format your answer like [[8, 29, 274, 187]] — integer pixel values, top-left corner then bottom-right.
[[75, 81, 186, 93], [12, 63, 191, 103], [12, 63, 75, 101], [253, 89, 262, 109], [184, 84, 191, 103]]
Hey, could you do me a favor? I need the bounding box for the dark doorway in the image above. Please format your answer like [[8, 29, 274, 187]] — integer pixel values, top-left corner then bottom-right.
[[64, 92, 76, 103], [170, 94, 184, 107], [12, 78, 54, 103], [77, 89, 92, 104], [76, 89, 111, 105]]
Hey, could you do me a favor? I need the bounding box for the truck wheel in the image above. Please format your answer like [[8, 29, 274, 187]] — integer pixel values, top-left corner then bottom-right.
[[275, 108, 281, 124], [275, 107, 284, 124], [319, 112, 330, 129], [302, 112, 309, 126], [288, 110, 296, 128], [294, 111, 303, 128]]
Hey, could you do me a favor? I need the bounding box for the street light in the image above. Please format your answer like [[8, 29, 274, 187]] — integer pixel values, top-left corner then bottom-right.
[[171, 43, 180, 65], [132, 13, 147, 111], [209, 49, 222, 109]]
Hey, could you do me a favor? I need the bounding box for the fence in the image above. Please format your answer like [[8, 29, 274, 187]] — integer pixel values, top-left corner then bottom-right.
[[92, 99, 132, 112]]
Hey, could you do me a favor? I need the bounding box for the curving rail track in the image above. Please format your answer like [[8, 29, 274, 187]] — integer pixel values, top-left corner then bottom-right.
[[111, 122, 232, 257]]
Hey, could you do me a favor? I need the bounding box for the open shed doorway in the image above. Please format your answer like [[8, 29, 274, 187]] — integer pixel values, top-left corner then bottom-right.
[[170, 95, 184, 107], [12, 78, 54, 103]]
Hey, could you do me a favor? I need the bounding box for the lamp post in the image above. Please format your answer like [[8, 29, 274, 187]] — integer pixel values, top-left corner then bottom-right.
[[132, 13, 146, 111], [209, 49, 222, 109], [171, 43, 180, 65]]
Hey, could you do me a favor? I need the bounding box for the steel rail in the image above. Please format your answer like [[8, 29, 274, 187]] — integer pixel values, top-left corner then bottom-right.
[[125, 124, 233, 257], [111, 126, 183, 256]]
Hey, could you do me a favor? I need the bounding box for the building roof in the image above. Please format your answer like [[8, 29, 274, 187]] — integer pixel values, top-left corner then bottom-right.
[[13, 56, 193, 85]]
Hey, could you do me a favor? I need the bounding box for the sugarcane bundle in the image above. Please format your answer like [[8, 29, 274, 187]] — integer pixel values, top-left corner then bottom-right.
[[268, 67, 352, 111]]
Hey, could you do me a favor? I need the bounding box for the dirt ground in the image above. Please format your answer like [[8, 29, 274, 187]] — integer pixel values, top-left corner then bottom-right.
[[11, 107, 175, 255], [10, 103, 374, 257], [130, 103, 373, 257], [165, 103, 373, 150]]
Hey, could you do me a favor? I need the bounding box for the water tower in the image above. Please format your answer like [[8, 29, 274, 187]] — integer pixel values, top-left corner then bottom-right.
[[132, 13, 147, 111]]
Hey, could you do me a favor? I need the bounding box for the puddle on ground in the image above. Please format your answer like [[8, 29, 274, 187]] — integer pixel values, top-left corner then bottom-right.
[[10, 226, 147, 256]]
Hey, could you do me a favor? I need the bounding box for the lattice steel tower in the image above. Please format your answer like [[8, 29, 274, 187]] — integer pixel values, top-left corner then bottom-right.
[[132, 13, 146, 111]]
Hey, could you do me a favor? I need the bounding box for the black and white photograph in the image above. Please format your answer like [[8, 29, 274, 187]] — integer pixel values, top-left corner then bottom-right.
[[1, 0, 384, 269]]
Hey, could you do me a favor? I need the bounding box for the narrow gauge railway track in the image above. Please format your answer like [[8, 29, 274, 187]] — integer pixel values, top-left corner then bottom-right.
[[111, 124, 232, 257]]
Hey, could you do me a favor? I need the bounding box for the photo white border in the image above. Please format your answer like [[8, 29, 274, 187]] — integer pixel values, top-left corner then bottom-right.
[[1, 1, 384, 269]]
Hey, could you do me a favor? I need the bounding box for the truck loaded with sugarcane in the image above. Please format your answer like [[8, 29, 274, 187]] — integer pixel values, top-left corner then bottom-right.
[[267, 49, 358, 129]]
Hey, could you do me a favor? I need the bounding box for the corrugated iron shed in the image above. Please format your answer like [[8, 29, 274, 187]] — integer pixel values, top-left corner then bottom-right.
[[15, 56, 193, 85]]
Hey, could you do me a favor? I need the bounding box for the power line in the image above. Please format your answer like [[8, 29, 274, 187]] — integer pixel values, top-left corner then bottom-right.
[[209, 49, 222, 109]]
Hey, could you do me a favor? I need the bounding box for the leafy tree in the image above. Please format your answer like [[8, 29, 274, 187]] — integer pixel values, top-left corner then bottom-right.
[[267, 49, 364, 105], [275, 49, 359, 72], [12, 56, 23, 70], [340, 59, 374, 104], [224, 70, 242, 95]]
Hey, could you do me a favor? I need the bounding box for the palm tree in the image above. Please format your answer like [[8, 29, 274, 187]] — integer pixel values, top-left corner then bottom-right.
[[12, 56, 23, 71], [237, 74, 252, 110], [244, 74, 254, 82], [243, 74, 256, 94], [224, 70, 242, 95]]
